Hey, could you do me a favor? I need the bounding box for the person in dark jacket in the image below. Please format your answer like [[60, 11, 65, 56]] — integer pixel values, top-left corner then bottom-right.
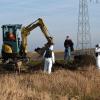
[[64, 35, 74, 61]]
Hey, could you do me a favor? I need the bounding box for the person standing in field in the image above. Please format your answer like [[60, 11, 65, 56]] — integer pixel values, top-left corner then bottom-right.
[[64, 35, 74, 62], [43, 43, 55, 74], [95, 44, 100, 69]]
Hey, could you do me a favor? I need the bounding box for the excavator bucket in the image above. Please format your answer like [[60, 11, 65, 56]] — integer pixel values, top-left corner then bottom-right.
[[35, 42, 52, 55]]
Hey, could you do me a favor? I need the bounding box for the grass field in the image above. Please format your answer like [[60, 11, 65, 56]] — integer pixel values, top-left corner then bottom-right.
[[0, 64, 100, 100], [0, 52, 99, 100]]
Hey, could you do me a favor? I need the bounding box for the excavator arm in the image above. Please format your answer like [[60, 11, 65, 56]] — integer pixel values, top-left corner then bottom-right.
[[21, 18, 53, 55]]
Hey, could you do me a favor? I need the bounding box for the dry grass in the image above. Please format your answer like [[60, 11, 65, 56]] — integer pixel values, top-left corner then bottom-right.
[[0, 65, 100, 100]]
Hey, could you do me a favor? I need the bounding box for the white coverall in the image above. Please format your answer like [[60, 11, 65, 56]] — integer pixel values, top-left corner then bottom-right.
[[43, 45, 55, 74], [95, 46, 100, 69]]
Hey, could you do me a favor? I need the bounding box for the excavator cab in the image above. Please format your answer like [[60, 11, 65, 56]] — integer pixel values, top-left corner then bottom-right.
[[1, 24, 22, 61]]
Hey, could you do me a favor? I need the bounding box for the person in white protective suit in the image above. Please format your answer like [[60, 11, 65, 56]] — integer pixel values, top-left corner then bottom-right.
[[95, 44, 100, 69], [43, 44, 55, 74]]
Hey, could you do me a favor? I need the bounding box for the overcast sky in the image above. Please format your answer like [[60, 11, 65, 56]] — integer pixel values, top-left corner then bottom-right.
[[0, 0, 100, 51]]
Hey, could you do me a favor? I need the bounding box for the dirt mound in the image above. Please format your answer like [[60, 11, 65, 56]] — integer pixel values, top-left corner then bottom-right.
[[54, 54, 96, 70], [74, 54, 96, 67]]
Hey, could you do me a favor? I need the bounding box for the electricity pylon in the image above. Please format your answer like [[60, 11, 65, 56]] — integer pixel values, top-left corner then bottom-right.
[[77, 0, 91, 53]]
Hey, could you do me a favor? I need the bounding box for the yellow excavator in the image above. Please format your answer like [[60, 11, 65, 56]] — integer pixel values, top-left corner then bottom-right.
[[1, 18, 53, 68], [21, 18, 53, 56]]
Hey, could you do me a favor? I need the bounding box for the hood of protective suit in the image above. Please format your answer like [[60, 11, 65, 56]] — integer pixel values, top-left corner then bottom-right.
[[49, 45, 54, 51]]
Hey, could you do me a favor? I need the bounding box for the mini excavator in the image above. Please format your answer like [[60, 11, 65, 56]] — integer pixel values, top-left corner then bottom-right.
[[1, 18, 53, 71]]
